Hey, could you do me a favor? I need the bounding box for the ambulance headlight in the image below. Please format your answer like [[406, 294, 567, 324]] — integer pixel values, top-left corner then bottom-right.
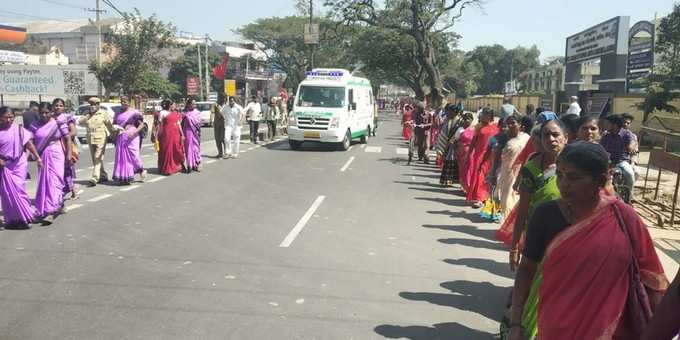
[[289, 115, 297, 127], [330, 117, 340, 128]]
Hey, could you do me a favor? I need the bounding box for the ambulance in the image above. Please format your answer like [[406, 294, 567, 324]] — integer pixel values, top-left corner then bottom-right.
[[288, 68, 375, 150]]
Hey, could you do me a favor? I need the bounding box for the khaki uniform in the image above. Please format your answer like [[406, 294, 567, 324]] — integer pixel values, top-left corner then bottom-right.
[[79, 109, 113, 183]]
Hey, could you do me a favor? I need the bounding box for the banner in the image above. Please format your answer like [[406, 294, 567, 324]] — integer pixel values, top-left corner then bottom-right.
[[212, 54, 230, 80], [0, 64, 97, 95], [224, 79, 236, 97], [186, 76, 199, 96]]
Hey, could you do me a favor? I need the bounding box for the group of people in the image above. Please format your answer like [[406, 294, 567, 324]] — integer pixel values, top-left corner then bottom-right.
[[151, 97, 203, 175], [400, 97, 680, 339]]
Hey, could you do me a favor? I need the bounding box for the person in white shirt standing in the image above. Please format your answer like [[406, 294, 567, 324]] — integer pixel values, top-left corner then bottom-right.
[[221, 97, 244, 159], [566, 96, 582, 116], [245, 96, 262, 144]]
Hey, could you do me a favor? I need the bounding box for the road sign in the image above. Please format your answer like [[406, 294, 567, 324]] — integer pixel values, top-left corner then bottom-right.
[[207, 92, 218, 102], [186, 76, 199, 96], [224, 79, 236, 97], [304, 24, 319, 45]]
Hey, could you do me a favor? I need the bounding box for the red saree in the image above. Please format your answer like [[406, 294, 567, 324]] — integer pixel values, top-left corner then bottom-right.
[[402, 110, 413, 140], [465, 123, 500, 202], [158, 111, 185, 175], [538, 196, 668, 340]]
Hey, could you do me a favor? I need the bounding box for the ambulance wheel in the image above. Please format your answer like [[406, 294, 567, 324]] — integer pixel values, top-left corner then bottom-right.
[[360, 126, 369, 144], [339, 130, 351, 151]]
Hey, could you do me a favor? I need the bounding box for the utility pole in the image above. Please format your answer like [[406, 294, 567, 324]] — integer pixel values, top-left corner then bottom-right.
[[87, 0, 106, 97], [205, 34, 210, 101], [244, 54, 250, 99], [309, 0, 314, 69], [197, 39, 204, 100]]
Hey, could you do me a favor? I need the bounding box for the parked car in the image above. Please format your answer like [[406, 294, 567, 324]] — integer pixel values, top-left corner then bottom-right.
[[195, 101, 216, 127]]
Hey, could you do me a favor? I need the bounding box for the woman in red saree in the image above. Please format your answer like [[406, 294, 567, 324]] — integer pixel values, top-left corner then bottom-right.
[[402, 104, 413, 141], [465, 107, 500, 208], [508, 142, 668, 340], [157, 100, 184, 176]]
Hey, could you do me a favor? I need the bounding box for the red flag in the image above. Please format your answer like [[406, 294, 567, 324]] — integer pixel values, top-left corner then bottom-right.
[[212, 54, 230, 80]]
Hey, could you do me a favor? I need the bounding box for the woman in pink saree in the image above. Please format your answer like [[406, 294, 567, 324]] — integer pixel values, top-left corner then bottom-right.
[[181, 97, 202, 173], [113, 97, 147, 185], [508, 142, 668, 340], [0, 107, 41, 229], [455, 112, 475, 193]]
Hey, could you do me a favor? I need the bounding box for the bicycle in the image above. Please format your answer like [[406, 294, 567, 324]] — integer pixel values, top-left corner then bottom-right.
[[612, 166, 632, 204]]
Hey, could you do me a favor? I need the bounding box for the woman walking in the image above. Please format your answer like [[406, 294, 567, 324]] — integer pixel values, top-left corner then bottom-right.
[[455, 112, 475, 194], [157, 100, 184, 176], [52, 98, 78, 200], [438, 105, 461, 187], [29, 102, 69, 225], [0, 107, 41, 229], [465, 108, 500, 208], [496, 115, 532, 220], [181, 97, 202, 173], [402, 104, 413, 141], [508, 142, 668, 340], [113, 97, 147, 184]]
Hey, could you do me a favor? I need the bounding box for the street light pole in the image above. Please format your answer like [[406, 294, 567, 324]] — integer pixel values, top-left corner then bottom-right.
[[197, 40, 204, 100], [205, 35, 210, 100], [244, 53, 250, 99], [309, 0, 314, 69]]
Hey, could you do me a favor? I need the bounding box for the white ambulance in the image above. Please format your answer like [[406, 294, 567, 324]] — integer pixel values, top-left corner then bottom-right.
[[288, 69, 375, 150]]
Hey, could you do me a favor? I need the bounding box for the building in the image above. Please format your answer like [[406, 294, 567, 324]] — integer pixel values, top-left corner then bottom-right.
[[517, 62, 565, 95]]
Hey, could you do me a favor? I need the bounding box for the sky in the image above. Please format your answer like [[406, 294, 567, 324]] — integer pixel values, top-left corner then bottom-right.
[[1, 0, 675, 62]]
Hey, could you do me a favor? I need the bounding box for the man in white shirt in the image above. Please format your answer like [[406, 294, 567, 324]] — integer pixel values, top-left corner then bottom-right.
[[566, 96, 582, 116], [221, 96, 244, 158], [245, 96, 262, 144]]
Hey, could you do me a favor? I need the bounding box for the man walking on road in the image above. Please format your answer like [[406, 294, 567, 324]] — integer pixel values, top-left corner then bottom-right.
[[245, 96, 262, 144], [222, 97, 244, 159], [213, 98, 226, 158], [413, 102, 432, 164], [78, 97, 113, 187]]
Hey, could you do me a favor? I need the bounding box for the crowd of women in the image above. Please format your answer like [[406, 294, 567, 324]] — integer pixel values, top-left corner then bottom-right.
[[0, 96, 205, 229], [397, 98, 680, 339]]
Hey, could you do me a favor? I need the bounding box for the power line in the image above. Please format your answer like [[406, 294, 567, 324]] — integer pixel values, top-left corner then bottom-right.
[[0, 9, 82, 22], [37, 0, 88, 10], [101, 0, 125, 16]]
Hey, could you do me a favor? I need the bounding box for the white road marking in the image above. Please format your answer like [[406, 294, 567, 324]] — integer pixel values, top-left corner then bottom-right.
[[340, 156, 355, 172], [396, 147, 409, 155], [206, 159, 217, 164], [120, 185, 140, 192], [76, 190, 84, 195], [240, 150, 247, 153], [65, 204, 83, 212], [348, 145, 354, 151], [141, 143, 153, 148], [247, 147, 255, 151], [360, 144, 366, 149], [365, 146, 382, 153], [88, 194, 112, 202], [142, 154, 151, 158], [279, 195, 326, 248], [200, 139, 215, 145], [107, 161, 114, 165], [76, 168, 85, 173], [147, 176, 165, 183]]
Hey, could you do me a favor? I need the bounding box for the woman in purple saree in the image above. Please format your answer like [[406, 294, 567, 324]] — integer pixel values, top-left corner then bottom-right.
[[29, 102, 69, 225], [52, 98, 78, 200], [113, 97, 147, 185], [182, 97, 202, 173], [0, 107, 41, 229]]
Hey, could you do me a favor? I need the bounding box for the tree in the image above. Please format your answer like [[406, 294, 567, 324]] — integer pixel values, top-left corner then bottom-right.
[[326, 0, 482, 107], [89, 9, 177, 98], [238, 16, 352, 90], [637, 3, 680, 122], [463, 44, 540, 95], [167, 46, 222, 99]]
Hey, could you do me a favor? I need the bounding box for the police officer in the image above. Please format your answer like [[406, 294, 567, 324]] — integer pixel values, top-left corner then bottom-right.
[[78, 97, 113, 187]]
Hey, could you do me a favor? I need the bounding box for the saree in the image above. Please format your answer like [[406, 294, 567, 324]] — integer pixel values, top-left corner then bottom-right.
[[402, 110, 413, 140], [0, 123, 35, 226], [438, 117, 460, 186], [182, 109, 202, 171], [456, 127, 475, 191], [465, 123, 501, 202], [55, 113, 76, 194], [30, 120, 66, 218], [538, 196, 668, 339], [113, 109, 144, 183], [158, 111, 184, 175], [497, 132, 530, 219]]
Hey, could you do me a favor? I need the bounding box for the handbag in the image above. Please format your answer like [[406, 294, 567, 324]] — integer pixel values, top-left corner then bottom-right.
[[612, 203, 653, 336]]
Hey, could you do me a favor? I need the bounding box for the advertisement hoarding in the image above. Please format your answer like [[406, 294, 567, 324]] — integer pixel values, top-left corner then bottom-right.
[[186, 76, 199, 96], [0, 64, 98, 95], [565, 17, 627, 63]]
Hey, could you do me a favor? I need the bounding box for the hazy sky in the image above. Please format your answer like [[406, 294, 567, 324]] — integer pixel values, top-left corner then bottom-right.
[[1, 0, 674, 61]]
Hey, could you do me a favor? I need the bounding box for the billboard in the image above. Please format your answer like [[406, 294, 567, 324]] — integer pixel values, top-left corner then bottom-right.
[[565, 17, 627, 63], [224, 79, 236, 96], [186, 76, 199, 96], [627, 21, 655, 93], [0, 64, 98, 95]]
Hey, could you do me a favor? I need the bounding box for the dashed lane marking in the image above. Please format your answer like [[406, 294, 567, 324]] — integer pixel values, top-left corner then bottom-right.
[[120, 185, 140, 192], [340, 156, 355, 172], [396, 148, 409, 155], [365, 146, 382, 153], [206, 160, 217, 164], [147, 177, 165, 183], [88, 194, 112, 202], [142, 154, 151, 158], [279, 195, 326, 248], [360, 144, 366, 149], [65, 204, 83, 212]]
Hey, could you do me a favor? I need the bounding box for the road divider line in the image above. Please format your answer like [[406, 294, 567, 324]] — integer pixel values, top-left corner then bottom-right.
[[142, 154, 151, 158], [107, 161, 114, 165], [88, 194, 112, 202], [141, 143, 153, 148], [66, 204, 83, 212], [206, 159, 217, 164], [360, 144, 366, 149], [200, 140, 215, 145], [340, 156, 355, 172], [279, 195, 326, 248], [76, 169, 84, 173], [147, 177, 165, 183], [120, 185, 140, 192]]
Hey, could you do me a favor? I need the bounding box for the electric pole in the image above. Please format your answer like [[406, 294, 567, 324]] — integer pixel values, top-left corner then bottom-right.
[[87, 0, 106, 97], [197, 39, 203, 100], [309, 0, 314, 70], [205, 34, 210, 101]]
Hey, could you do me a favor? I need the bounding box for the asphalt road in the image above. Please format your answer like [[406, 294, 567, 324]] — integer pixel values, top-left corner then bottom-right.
[[0, 116, 510, 340]]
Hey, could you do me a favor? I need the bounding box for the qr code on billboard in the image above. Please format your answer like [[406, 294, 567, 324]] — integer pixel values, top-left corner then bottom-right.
[[62, 70, 85, 95]]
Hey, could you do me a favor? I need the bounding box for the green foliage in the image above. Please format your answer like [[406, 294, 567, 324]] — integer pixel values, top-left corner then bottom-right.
[[134, 71, 180, 99], [463, 44, 541, 95], [167, 46, 222, 99], [89, 9, 177, 97], [637, 3, 680, 122]]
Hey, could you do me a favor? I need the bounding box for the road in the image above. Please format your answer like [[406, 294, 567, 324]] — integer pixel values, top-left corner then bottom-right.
[[0, 115, 510, 340]]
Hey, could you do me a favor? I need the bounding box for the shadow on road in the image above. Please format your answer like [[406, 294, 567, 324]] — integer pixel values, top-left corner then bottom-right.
[[414, 197, 469, 208], [374, 322, 496, 340], [427, 209, 491, 224], [438, 238, 507, 251], [399, 280, 507, 323], [443, 258, 515, 280], [422, 224, 496, 241]]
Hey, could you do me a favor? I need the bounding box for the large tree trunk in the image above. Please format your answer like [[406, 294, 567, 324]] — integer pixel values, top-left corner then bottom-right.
[[409, 4, 444, 108]]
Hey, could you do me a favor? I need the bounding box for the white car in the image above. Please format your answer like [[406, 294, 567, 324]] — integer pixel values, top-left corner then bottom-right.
[[74, 103, 123, 143], [195, 101, 215, 127]]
